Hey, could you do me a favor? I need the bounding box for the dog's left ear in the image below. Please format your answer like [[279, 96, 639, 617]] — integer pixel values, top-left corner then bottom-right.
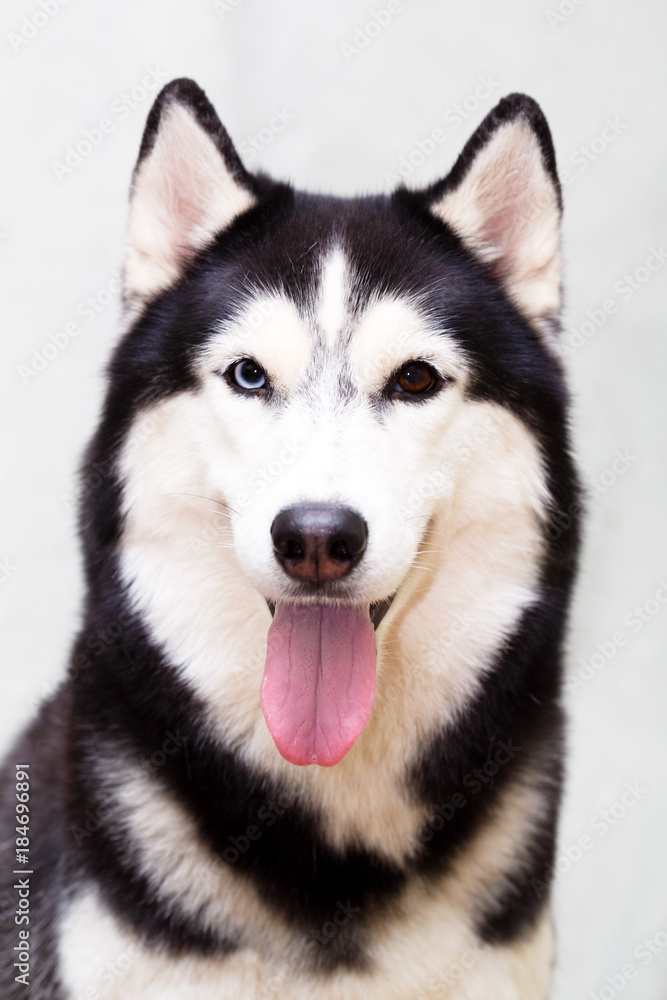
[[124, 78, 257, 311], [427, 94, 562, 340]]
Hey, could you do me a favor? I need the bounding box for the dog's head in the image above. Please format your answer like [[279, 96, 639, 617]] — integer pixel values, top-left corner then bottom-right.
[[95, 80, 568, 768]]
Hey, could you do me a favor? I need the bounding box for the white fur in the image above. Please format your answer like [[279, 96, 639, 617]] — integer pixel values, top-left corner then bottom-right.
[[206, 293, 311, 394], [317, 247, 349, 348], [430, 120, 561, 344]]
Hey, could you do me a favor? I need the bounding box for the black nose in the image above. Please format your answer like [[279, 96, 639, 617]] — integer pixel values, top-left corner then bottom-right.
[[271, 504, 368, 584]]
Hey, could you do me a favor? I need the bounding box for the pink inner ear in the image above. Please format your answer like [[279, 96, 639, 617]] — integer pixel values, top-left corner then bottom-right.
[[432, 117, 561, 328], [126, 104, 255, 303], [481, 155, 537, 271], [162, 142, 216, 260], [486, 205, 519, 266]]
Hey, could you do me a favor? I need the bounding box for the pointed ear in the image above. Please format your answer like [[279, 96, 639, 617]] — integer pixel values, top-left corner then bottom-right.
[[428, 94, 562, 341], [124, 78, 257, 311]]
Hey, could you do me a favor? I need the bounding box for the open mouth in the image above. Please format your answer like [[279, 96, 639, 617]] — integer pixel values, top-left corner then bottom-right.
[[266, 597, 393, 629], [261, 596, 395, 767]]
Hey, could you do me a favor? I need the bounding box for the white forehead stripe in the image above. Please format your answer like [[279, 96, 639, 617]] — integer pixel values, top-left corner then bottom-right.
[[318, 247, 349, 349]]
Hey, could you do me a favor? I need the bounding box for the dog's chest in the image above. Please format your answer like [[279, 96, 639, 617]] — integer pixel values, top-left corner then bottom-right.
[[59, 748, 553, 999], [57, 883, 552, 1000]]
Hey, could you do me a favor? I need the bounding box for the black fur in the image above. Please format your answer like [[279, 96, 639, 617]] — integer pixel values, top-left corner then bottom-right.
[[0, 80, 579, 995]]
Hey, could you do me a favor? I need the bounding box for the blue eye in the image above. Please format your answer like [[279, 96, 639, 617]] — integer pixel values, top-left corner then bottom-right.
[[226, 358, 267, 391]]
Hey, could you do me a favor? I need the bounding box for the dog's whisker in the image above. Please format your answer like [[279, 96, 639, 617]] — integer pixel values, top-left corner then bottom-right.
[[158, 492, 240, 517], [409, 562, 436, 573]]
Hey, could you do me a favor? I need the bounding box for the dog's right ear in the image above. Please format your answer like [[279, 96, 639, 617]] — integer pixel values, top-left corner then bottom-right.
[[124, 78, 256, 312]]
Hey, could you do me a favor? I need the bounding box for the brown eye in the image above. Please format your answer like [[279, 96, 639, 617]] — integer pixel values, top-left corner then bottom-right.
[[394, 361, 439, 396]]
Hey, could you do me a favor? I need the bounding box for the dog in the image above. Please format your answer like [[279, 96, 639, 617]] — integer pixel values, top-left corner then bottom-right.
[[0, 79, 580, 999]]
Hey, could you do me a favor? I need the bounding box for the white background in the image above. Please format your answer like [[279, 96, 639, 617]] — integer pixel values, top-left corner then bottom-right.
[[1, 1, 666, 997]]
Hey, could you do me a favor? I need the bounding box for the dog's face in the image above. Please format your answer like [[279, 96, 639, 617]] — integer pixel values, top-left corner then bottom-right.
[[196, 260, 468, 610], [111, 81, 563, 768]]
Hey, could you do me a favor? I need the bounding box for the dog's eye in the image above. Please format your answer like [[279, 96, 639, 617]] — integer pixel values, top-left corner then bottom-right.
[[225, 358, 267, 392], [392, 361, 440, 398]]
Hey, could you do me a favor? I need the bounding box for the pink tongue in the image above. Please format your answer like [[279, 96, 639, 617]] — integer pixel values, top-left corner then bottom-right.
[[261, 603, 376, 766]]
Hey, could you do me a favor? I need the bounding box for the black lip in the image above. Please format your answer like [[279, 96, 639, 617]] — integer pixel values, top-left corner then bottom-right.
[[265, 595, 395, 631], [369, 596, 394, 629]]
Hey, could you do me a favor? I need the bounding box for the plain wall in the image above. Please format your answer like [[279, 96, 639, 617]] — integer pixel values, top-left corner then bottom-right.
[[1, 1, 666, 996]]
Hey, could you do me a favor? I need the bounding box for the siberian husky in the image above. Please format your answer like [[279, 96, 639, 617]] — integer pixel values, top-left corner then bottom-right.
[[0, 80, 580, 998]]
